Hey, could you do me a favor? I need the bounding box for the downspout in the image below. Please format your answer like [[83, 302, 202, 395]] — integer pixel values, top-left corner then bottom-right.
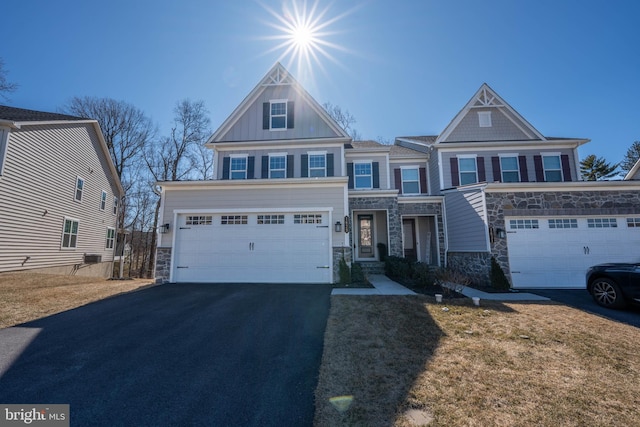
[[442, 194, 449, 269]]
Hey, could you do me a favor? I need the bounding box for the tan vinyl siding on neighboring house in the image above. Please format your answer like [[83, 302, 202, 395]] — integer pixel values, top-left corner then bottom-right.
[[159, 184, 347, 247], [219, 85, 341, 142], [0, 123, 120, 272], [444, 187, 489, 252], [443, 108, 535, 142]]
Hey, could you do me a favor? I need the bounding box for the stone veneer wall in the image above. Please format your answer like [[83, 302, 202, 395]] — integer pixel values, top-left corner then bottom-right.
[[332, 246, 352, 283], [447, 252, 492, 287], [348, 196, 402, 258], [485, 189, 640, 285], [398, 202, 446, 267], [155, 247, 172, 283]]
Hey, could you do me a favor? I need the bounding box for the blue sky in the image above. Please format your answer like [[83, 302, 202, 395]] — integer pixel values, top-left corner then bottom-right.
[[2, 0, 639, 166]]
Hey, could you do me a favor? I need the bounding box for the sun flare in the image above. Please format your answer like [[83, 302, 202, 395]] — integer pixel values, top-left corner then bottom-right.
[[259, 0, 357, 84]]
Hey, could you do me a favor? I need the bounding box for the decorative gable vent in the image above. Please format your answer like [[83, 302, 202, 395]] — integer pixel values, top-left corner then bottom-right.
[[264, 66, 293, 86]]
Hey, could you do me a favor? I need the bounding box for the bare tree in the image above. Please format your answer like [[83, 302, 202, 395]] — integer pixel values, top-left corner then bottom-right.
[[0, 58, 18, 101], [323, 102, 361, 140], [145, 99, 211, 277]]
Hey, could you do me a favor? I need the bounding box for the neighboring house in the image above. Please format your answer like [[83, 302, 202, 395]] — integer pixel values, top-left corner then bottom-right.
[[399, 84, 640, 288], [155, 64, 640, 288], [0, 106, 124, 277]]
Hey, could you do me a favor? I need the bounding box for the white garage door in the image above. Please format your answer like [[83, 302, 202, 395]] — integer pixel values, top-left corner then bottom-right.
[[506, 216, 640, 288], [172, 211, 331, 283]]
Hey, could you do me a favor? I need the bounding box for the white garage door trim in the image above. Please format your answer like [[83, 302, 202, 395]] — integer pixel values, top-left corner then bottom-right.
[[506, 215, 640, 289], [170, 207, 333, 284]]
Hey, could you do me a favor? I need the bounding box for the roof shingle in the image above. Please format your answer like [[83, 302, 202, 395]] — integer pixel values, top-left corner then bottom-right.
[[0, 105, 86, 122]]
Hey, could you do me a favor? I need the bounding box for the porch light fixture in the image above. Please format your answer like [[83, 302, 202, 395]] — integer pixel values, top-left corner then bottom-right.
[[160, 223, 170, 234], [496, 228, 506, 239], [335, 221, 342, 233]]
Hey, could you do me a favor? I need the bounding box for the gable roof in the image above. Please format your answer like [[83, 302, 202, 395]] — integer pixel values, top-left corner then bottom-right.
[[436, 83, 546, 143], [0, 105, 85, 123], [0, 105, 124, 196], [207, 62, 350, 143]]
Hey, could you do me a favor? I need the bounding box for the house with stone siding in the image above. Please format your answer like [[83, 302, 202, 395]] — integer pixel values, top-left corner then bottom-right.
[[154, 64, 640, 288]]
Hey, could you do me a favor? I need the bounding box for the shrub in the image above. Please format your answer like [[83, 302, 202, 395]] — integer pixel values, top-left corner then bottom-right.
[[351, 262, 365, 284], [338, 258, 351, 284], [384, 256, 413, 280], [412, 262, 437, 288], [491, 257, 511, 290]]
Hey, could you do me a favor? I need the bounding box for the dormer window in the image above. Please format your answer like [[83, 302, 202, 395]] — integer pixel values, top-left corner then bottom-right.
[[263, 100, 294, 130], [478, 111, 492, 127]]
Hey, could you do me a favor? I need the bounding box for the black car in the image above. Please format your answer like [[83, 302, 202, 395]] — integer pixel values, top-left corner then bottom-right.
[[586, 263, 640, 309]]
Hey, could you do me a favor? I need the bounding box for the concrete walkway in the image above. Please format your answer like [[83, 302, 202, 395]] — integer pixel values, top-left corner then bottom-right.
[[333, 275, 550, 301]]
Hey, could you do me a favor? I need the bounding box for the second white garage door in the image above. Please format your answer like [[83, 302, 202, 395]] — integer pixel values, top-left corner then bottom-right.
[[506, 216, 640, 288], [172, 211, 332, 283]]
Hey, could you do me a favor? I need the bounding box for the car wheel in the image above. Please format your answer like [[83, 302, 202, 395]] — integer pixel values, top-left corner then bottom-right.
[[590, 278, 626, 309]]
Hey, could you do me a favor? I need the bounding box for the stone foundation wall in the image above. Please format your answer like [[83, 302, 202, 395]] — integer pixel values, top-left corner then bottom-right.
[[446, 252, 492, 287], [155, 247, 172, 283], [485, 189, 640, 284], [349, 196, 402, 257]]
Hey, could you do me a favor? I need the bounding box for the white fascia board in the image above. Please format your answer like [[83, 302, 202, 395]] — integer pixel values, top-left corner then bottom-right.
[[209, 138, 349, 151], [159, 176, 348, 191], [173, 206, 333, 214], [397, 196, 444, 204], [433, 139, 588, 152], [624, 158, 640, 180], [485, 180, 640, 192], [0, 120, 19, 129], [348, 189, 398, 198]]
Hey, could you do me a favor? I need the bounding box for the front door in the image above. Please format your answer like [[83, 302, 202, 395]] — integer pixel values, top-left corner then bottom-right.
[[403, 218, 416, 260], [357, 215, 375, 259]]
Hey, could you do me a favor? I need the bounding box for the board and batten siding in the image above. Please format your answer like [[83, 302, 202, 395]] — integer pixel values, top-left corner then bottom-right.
[[159, 184, 347, 248], [219, 85, 341, 142], [346, 154, 390, 190], [0, 123, 120, 273], [444, 187, 489, 252], [439, 148, 577, 189]]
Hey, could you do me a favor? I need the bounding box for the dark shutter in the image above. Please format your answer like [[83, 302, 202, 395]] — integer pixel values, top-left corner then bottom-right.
[[394, 168, 402, 194], [477, 157, 486, 182], [261, 156, 269, 179], [263, 103, 270, 130], [347, 162, 354, 189], [491, 156, 501, 182], [222, 157, 230, 180], [373, 162, 380, 189], [287, 101, 294, 129], [419, 167, 427, 194], [247, 156, 255, 179], [286, 155, 294, 178], [518, 156, 529, 182], [450, 157, 460, 187], [534, 155, 544, 182], [301, 154, 308, 177], [326, 153, 334, 177], [561, 154, 572, 181]]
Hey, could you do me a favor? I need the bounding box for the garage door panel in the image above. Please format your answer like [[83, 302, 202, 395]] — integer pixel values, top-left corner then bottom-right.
[[172, 212, 331, 283], [507, 216, 640, 289]]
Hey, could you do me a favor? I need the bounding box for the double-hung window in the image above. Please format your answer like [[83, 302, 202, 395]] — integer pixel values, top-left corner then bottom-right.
[[458, 156, 478, 185], [100, 191, 107, 211], [270, 101, 287, 130], [500, 156, 520, 182], [401, 167, 420, 194], [309, 153, 326, 177], [62, 218, 79, 249], [354, 162, 372, 189], [269, 155, 286, 178], [75, 177, 84, 202], [230, 156, 248, 180], [106, 227, 116, 249], [543, 155, 562, 182]]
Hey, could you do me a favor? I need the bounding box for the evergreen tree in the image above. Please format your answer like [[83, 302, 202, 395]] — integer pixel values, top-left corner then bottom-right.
[[620, 141, 640, 174], [579, 154, 619, 181]]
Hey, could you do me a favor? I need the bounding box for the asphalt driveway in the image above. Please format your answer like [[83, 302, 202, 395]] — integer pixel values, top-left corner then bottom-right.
[[521, 288, 640, 328], [0, 283, 332, 426]]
